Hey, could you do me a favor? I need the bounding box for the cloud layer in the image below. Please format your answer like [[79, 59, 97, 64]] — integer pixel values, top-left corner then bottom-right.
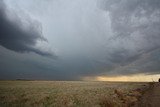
[[0, 0, 53, 56], [98, 0, 160, 75], [0, 0, 160, 80]]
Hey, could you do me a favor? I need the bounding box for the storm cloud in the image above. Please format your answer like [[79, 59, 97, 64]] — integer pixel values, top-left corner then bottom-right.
[[95, 0, 160, 76], [0, 0, 160, 80], [0, 0, 53, 57]]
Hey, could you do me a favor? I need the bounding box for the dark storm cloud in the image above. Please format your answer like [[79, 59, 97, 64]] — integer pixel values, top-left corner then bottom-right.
[[97, 0, 160, 75], [0, 0, 54, 57], [0, 0, 160, 80], [100, 0, 160, 45]]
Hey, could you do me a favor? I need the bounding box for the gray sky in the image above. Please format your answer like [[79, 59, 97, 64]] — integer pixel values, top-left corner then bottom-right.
[[0, 0, 160, 80]]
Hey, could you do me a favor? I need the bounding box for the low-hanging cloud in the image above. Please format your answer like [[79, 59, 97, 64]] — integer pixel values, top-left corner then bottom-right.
[[0, 0, 160, 80], [97, 0, 160, 76], [0, 0, 54, 57]]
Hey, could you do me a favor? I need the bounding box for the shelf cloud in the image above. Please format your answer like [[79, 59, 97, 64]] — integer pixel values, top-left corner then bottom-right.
[[0, 0, 160, 80], [0, 0, 54, 57]]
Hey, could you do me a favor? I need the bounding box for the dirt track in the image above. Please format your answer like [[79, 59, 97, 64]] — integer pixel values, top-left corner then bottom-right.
[[134, 83, 160, 107]]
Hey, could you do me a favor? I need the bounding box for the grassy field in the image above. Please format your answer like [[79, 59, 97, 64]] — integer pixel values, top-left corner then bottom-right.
[[0, 81, 151, 107]]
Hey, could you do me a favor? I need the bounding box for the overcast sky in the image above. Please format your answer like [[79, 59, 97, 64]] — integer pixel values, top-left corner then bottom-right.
[[0, 0, 160, 80]]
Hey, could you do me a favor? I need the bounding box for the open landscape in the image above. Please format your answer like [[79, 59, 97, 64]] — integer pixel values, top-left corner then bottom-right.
[[0, 81, 153, 107], [1, 0, 160, 107]]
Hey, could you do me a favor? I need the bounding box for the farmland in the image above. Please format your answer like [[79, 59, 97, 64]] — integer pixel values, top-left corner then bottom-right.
[[0, 81, 151, 107]]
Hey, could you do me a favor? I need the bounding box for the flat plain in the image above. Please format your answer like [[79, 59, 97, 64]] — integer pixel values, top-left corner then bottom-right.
[[0, 81, 151, 107]]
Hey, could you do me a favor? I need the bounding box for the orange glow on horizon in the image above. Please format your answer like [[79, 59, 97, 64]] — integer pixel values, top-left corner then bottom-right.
[[83, 74, 160, 82]]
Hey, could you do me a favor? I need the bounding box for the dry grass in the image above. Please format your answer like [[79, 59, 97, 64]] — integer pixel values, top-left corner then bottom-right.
[[0, 81, 149, 107]]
